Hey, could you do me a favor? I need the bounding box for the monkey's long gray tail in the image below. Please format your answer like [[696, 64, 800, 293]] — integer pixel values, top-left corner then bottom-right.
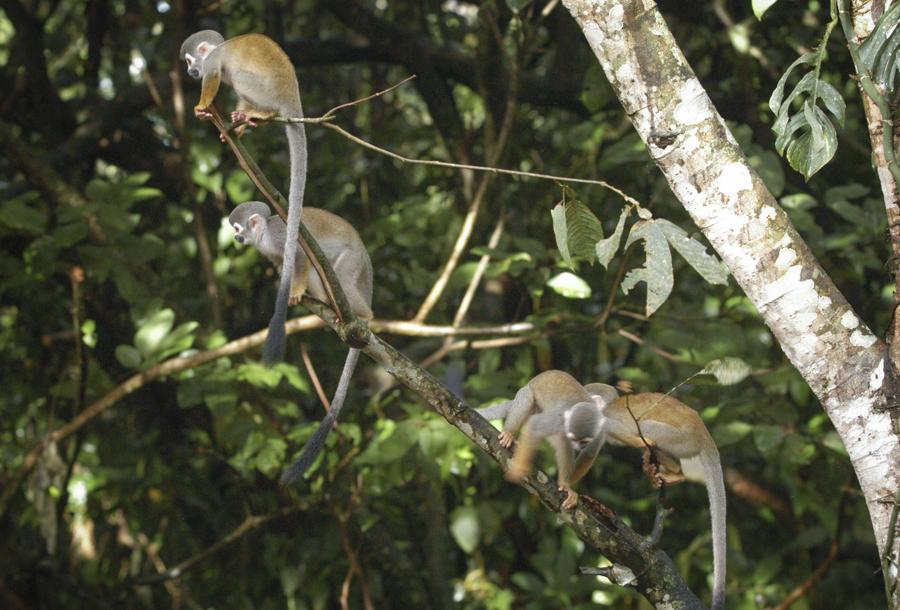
[[263, 121, 308, 364], [280, 348, 359, 485], [701, 445, 727, 610]]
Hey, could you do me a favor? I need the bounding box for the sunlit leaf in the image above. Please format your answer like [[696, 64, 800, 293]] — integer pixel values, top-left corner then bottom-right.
[[698, 357, 752, 385], [450, 506, 480, 553], [752, 0, 779, 19], [551, 200, 604, 267], [134, 309, 175, 358], [547, 271, 592, 299], [596, 206, 630, 269], [621, 221, 673, 316], [656, 220, 729, 285]]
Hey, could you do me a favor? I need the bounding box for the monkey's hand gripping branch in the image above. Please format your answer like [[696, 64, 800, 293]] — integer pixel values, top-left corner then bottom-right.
[[209, 108, 355, 326]]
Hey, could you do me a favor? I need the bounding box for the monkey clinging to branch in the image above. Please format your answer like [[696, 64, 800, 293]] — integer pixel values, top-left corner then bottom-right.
[[229, 201, 373, 484], [181, 30, 308, 364]]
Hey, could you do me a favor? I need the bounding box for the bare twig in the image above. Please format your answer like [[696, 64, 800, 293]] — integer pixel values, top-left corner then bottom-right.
[[300, 343, 331, 411], [321, 74, 416, 119], [596, 252, 631, 328], [372, 319, 533, 337], [449, 214, 507, 331], [411, 78, 518, 323], [132, 504, 308, 585], [333, 475, 375, 610], [617, 329, 685, 363], [642, 486, 675, 548], [258, 80, 639, 203], [321, 121, 640, 202]]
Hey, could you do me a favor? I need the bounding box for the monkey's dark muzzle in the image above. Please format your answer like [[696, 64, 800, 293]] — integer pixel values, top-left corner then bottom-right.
[[234, 235, 245, 244], [187, 68, 201, 80]]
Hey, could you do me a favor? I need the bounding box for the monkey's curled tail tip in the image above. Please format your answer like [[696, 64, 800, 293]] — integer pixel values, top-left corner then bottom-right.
[[279, 413, 336, 486]]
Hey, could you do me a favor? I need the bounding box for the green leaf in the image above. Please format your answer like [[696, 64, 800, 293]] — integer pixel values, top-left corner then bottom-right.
[[357, 420, 419, 464], [769, 52, 817, 116], [859, 1, 900, 92], [656, 220, 728, 285], [753, 424, 785, 457], [752, 0, 779, 19], [134, 309, 175, 358], [276, 363, 310, 393], [698, 357, 752, 385], [596, 206, 629, 269], [237, 363, 283, 388], [115, 345, 142, 369], [546, 272, 592, 299], [550, 204, 571, 266], [714, 421, 753, 446], [621, 221, 673, 316], [769, 52, 844, 178], [786, 102, 838, 180], [449, 506, 480, 553], [0, 195, 47, 234], [550, 200, 604, 268]]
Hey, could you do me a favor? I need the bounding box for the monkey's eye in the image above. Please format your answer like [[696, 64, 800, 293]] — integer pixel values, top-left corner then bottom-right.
[[568, 436, 590, 450]]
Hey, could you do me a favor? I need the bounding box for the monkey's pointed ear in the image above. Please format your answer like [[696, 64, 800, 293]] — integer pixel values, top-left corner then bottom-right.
[[197, 41, 215, 57], [248, 214, 264, 230]]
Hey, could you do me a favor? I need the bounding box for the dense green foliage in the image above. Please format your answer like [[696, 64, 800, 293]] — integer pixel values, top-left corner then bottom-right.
[[0, 1, 889, 608]]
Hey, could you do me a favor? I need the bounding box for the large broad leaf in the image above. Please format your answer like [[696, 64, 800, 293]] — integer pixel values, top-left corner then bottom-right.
[[655, 220, 729, 285], [550, 200, 604, 268], [859, 1, 900, 93], [784, 102, 839, 179], [595, 206, 630, 269], [621, 221, 673, 316], [769, 52, 845, 179]]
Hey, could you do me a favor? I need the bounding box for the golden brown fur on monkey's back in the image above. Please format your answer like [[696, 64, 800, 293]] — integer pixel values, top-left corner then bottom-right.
[[217, 34, 301, 111], [529, 370, 592, 413], [606, 393, 713, 444]]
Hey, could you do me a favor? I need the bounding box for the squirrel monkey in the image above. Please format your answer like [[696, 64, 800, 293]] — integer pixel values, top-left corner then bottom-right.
[[476, 370, 614, 510], [582, 385, 726, 610], [229, 202, 373, 484], [181, 30, 308, 364], [479, 372, 726, 610]]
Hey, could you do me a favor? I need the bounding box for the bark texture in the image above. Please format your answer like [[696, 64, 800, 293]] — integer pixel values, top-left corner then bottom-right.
[[562, 0, 899, 569]]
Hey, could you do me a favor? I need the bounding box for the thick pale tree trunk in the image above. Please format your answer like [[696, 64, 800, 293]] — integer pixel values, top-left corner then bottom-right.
[[562, 0, 900, 589]]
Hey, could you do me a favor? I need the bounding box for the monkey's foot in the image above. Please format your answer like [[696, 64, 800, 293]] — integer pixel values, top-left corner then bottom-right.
[[498, 431, 514, 448], [194, 105, 213, 120], [560, 485, 579, 509], [288, 295, 302, 306], [231, 111, 259, 128], [657, 471, 686, 486]]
